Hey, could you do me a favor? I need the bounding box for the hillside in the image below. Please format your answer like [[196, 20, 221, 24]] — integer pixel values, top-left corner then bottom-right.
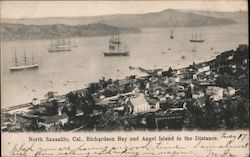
[[96, 9, 237, 28], [2, 9, 242, 28], [1, 23, 141, 41], [182, 10, 248, 24]]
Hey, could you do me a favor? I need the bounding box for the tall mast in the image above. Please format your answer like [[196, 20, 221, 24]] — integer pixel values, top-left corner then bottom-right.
[[14, 50, 18, 67], [23, 50, 27, 66], [109, 36, 111, 53], [117, 34, 120, 53]]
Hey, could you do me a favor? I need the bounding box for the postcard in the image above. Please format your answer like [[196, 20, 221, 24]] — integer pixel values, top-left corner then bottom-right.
[[1, 0, 249, 156]]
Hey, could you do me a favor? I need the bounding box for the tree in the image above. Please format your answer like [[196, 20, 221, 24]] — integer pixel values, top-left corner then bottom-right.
[[95, 109, 126, 131]]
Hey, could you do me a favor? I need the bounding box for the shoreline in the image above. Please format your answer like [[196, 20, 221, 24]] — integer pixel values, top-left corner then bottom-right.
[[1, 57, 216, 112]]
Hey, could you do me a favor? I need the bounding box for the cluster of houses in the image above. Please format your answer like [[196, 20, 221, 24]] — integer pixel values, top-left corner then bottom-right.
[[1, 44, 249, 131]]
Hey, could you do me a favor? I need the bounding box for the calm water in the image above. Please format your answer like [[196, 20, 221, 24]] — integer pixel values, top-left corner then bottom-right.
[[1, 24, 248, 108]]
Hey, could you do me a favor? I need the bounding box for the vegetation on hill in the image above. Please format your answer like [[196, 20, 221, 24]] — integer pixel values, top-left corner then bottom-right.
[[1, 23, 141, 41]]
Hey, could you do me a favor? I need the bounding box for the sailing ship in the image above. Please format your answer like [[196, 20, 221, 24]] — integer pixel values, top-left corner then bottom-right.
[[103, 35, 129, 56], [9, 51, 39, 71], [170, 29, 174, 39], [48, 38, 71, 52], [189, 33, 205, 43]]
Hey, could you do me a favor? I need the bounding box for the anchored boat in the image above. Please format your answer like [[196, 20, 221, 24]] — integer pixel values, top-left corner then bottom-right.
[[189, 33, 205, 43], [48, 38, 71, 52], [170, 29, 174, 39], [9, 51, 39, 71], [103, 34, 129, 56]]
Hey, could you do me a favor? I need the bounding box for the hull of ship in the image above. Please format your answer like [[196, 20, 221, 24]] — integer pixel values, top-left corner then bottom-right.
[[189, 40, 205, 43], [10, 64, 39, 71], [48, 48, 71, 52], [103, 52, 130, 56]]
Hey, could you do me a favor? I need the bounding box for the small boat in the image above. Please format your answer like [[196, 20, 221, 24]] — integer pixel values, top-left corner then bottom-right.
[[9, 51, 39, 72], [170, 29, 174, 39], [103, 34, 130, 56], [169, 15, 174, 39], [189, 33, 205, 43]]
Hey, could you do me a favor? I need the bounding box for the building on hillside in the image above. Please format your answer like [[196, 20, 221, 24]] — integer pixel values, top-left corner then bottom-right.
[[224, 87, 236, 96], [192, 91, 205, 99], [129, 94, 159, 115], [206, 86, 224, 101], [197, 65, 210, 73]]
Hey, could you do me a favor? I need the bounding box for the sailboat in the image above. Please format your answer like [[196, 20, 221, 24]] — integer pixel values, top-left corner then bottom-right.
[[48, 38, 71, 52], [170, 29, 174, 39], [169, 15, 174, 39], [189, 33, 205, 43], [103, 34, 130, 56], [9, 50, 39, 71]]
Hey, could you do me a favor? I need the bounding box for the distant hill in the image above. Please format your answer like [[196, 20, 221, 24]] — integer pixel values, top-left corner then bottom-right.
[[2, 9, 244, 28], [1, 23, 141, 41], [182, 10, 248, 24], [96, 9, 237, 28]]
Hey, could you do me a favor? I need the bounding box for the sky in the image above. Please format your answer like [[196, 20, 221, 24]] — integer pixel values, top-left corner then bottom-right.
[[1, 0, 248, 19]]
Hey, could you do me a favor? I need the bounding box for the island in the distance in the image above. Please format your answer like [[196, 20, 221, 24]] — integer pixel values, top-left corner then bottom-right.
[[1, 23, 141, 41]]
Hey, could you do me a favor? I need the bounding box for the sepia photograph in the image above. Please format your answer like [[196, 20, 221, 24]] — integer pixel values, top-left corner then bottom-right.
[[1, 0, 248, 134]]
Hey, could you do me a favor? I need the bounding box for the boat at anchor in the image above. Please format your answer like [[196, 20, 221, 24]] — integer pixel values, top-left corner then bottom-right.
[[9, 51, 39, 71], [48, 38, 71, 52], [103, 34, 129, 56], [189, 33, 205, 43]]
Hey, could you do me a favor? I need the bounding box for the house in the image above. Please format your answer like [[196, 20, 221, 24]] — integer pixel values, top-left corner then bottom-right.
[[227, 55, 234, 60], [198, 65, 210, 73], [31, 98, 40, 107], [205, 71, 211, 76], [206, 86, 224, 101], [243, 59, 248, 65], [193, 74, 197, 80], [224, 87, 236, 96], [168, 76, 180, 83], [129, 94, 157, 115], [175, 77, 181, 82], [176, 92, 186, 98], [192, 91, 205, 99]]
